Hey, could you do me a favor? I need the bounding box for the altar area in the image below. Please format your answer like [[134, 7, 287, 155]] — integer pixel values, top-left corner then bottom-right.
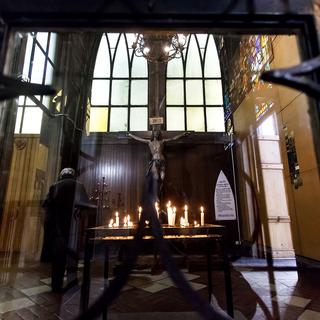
[[80, 214, 234, 318]]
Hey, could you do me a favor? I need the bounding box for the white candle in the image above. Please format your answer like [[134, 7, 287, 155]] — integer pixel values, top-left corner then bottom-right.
[[138, 206, 142, 221], [184, 205, 189, 226], [128, 215, 133, 227], [194, 220, 199, 227], [155, 202, 160, 219], [115, 211, 119, 227], [124, 216, 127, 227], [167, 201, 172, 226], [172, 207, 176, 226], [200, 206, 204, 226], [180, 216, 185, 227], [108, 218, 114, 228]]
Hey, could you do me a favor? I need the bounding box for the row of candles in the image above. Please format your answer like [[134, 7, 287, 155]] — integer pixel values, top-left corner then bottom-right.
[[166, 201, 205, 227], [108, 201, 205, 228]]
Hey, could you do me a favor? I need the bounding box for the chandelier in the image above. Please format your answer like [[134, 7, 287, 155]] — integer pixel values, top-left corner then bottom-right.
[[132, 33, 187, 63]]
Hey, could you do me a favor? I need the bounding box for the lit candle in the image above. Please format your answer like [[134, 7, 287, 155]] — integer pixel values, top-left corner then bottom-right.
[[128, 215, 133, 227], [167, 201, 172, 226], [155, 202, 160, 219], [115, 211, 119, 227], [172, 207, 176, 226], [138, 206, 142, 221], [194, 220, 199, 227], [200, 206, 204, 226], [108, 218, 114, 228], [145, 220, 150, 227], [184, 205, 189, 226], [180, 216, 185, 227], [124, 216, 127, 227]]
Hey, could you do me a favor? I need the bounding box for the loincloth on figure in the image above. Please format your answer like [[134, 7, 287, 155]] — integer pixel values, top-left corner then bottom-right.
[[147, 159, 165, 177]]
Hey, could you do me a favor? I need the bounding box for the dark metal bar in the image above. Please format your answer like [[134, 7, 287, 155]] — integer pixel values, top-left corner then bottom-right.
[[206, 241, 213, 303], [80, 230, 94, 313], [222, 235, 233, 317], [103, 244, 109, 320]]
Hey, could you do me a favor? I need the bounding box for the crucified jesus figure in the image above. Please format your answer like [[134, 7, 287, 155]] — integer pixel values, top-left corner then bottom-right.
[[128, 130, 189, 191]]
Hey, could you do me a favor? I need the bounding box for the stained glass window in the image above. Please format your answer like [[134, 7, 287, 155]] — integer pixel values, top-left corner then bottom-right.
[[166, 34, 225, 132], [15, 32, 57, 134], [90, 33, 148, 132]]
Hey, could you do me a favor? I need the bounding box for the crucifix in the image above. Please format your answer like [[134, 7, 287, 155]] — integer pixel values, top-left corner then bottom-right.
[[128, 130, 189, 197]]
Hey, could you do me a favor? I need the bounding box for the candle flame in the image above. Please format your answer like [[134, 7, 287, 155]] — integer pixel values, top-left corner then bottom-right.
[[115, 211, 119, 217], [167, 200, 171, 208], [173, 206, 176, 213], [138, 206, 142, 213], [200, 206, 204, 213], [184, 204, 188, 211]]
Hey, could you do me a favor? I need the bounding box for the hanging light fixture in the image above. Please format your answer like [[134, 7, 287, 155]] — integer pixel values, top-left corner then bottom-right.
[[132, 33, 187, 63]]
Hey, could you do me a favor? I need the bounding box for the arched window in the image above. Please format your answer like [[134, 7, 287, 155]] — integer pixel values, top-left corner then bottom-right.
[[15, 32, 57, 134], [89, 33, 149, 132], [166, 34, 225, 132]]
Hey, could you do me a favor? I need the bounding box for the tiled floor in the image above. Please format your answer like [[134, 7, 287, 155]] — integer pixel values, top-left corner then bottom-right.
[[0, 257, 320, 320]]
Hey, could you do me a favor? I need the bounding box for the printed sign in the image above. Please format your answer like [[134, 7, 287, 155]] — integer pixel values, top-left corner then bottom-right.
[[214, 171, 236, 220], [149, 117, 164, 125]]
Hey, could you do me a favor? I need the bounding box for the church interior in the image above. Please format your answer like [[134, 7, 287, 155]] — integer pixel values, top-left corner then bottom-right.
[[0, 9, 320, 320]]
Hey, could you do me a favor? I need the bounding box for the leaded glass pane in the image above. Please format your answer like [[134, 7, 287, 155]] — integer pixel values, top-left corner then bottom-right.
[[205, 80, 223, 105], [48, 33, 57, 62], [43, 96, 51, 108], [14, 107, 23, 133], [111, 80, 129, 105], [91, 80, 110, 105], [31, 46, 45, 84], [94, 35, 110, 77], [196, 34, 208, 48], [166, 80, 184, 105], [187, 107, 205, 132], [22, 34, 33, 78], [112, 34, 129, 78], [166, 107, 185, 131], [36, 32, 48, 50], [109, 107, 128, 131], [19, 96, 25, 105], [110, 48, 115, 60], [186, 35, 202, 78], [21, 108, 43, 134], [125, 33, 137, 49], [130, 107, 148, 131], [186, 80, 203, 105], [26, 97, 37, 105], [206, 107, 225, 132], [131, 80, 148, 105], [89, 107, 109, 132], [167, 58, 183, 78], [131, 56, 148, 77], [204, 36, 221, 77], [45, 64, 54, 85], [107, 33, 120, 49], [200, 48, 205, 59]]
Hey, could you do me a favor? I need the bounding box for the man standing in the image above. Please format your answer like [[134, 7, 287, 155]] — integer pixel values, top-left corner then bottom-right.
[[42, 168, 90, 292]]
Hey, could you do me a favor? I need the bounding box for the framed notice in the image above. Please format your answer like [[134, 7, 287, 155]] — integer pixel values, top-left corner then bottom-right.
[[214, 171, 236, 220]]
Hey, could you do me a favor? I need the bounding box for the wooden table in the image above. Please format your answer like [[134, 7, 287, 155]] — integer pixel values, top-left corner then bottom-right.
[[80, 224, 233, 318]]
